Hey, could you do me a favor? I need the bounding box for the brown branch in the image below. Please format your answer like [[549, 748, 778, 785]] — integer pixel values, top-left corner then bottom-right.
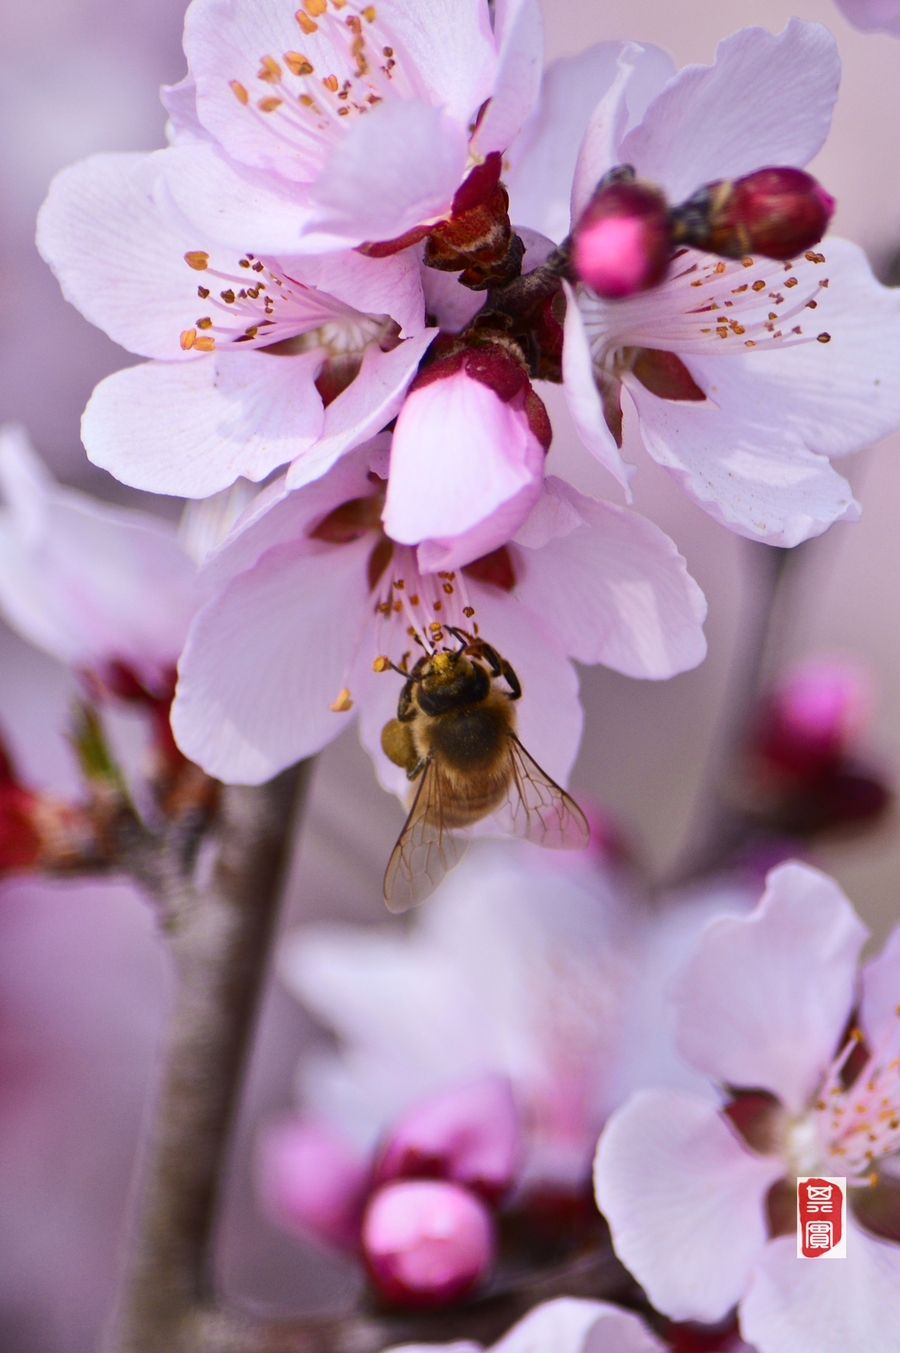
[[108, 763, 312, 1353]]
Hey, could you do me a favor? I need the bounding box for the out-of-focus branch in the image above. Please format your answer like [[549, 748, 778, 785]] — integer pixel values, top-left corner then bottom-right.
[[108, 763, 311, 1353]]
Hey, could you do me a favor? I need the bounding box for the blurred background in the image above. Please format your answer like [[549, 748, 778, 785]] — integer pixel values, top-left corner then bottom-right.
[[2, 0, 900, 1348]]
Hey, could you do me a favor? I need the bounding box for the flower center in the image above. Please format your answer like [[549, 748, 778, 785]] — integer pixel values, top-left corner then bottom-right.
[[814, 1013, 900, 1180], [180, 250, 397, 356]]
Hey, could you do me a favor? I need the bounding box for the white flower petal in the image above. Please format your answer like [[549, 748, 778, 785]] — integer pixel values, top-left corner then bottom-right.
[[561, 284, 633, 495], [82, 349, 326, 498], [860, 922, 900, 1051], [672, 861, 869, 1113], [512, 478, 707, 678], [741, 1227, 900, 1353], [470, 0, 544, 159], [172, 534, 372, 782], [620, 20, 840, 203], [594, 1089, 783, 1323], [492, 1298, 665, 1353]]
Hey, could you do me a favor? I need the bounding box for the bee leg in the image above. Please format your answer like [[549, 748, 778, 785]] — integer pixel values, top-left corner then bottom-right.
[[406, 757, 428, 782], [477, 642, 523, 701]]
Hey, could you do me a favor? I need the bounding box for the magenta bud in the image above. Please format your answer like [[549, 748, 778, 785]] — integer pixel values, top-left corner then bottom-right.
[[702, 167, 834, 261], [757, 660, 871, 778], [362, 1179, 494, 1307], [572, 181, 671, 298], [375, 1075, 521, 1203], [256, 1118, 369, 1251]]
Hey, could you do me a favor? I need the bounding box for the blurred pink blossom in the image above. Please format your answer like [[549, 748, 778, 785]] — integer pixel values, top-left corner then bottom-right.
[[256, 1117, 369, 1250], [595, 861, 900, 1353], [383, 1295, 669, 1353], [834, 0, 900, 36]]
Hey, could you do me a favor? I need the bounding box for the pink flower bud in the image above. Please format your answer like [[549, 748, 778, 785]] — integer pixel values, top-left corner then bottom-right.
[[362, 1179, 494, 1307], [758, 660, 871, 777], [375, 1075, 521, 1203], [571, 181, 671, 299], [256, 1118, 369, 1251], [686, 168, 835, 262]]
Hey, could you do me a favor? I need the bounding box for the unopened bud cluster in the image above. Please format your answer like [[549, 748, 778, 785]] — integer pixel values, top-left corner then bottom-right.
[[571, 164, 835, 300]]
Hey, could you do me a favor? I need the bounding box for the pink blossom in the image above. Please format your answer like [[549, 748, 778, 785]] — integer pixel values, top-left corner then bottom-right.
[[509, 23, 900, 545], [37, 151, 434, 498], [156, 0, 543, 255], [0, 425, 198, 694], [256, 1117, 369, 1250], [382, 1295, 668, 1353], [833, 0, 900, 36], [170, 436, 706, 788], [594, 861, 900, 1353]]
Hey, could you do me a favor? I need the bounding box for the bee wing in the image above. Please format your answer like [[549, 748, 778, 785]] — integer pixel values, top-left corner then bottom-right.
[[495, 733, 590, 850], [383, 760, 469, 913]]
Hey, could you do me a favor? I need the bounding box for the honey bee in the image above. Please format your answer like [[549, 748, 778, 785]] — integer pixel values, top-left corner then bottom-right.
[[379, 628, 589, 911]]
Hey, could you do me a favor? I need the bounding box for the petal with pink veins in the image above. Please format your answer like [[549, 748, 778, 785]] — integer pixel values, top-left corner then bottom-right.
[[383, 370, 544, 544], [172, 534, 372, 783], [0, 426, 198, 685], [561, 284, 633, 495], [627, 372, 861, 547], [82, 349, 326, 498], [740, 1227, 900, 1353], [374, 0, 496, 124], [506, 43, 673, 243], [570, 43, 661, 226], [285, 331, 438, 492], [470, 0, 544, 160], [415, 476, 542, 574], [619, 20, 840, 204], [512, 477, 707, 679], [594, 1089, 784, 1323], [307, 100, 468, 246], [672, 861, 869, 1113], [291, 248, 426, 339]]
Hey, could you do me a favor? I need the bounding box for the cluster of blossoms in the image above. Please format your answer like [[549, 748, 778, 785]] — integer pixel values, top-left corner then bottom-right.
[[7, 0, 900, 1350]]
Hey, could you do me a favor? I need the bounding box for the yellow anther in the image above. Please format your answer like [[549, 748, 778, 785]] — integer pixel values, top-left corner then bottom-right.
[[741, 256, 754, 267], [230, 80, 249, 105], [197, 317, 213, 330], [180, 328, 197, 350], [329, 688, 353, 712], [362, 5, 376, 18], [258, 55, 282, 83], [322, 74, 339, 92], [817, 332, 832, 344], [372, 655, 391, 672], [284, 51, 314, 75], [295, 10, 318, 33], [195, 336, 216, 351], [258, 96, 283, 112], [463, 606, 474, 618], [184, 251, 209, 271]]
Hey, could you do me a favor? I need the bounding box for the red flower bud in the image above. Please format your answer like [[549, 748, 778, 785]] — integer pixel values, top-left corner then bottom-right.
[[571, 181, 671, 299], [677, 168, 835, 262]]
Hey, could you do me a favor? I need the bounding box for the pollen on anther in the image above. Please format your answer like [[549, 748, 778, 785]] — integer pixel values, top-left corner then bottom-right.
[[372, 655, 390, 672], [806, 251, 826, 264], [284, 51, 314, 75], [258, 96, 283, 112], [329, 688, 353, 712], [362, 4, 376, 18], [741, 257, 754, 268], [197, 317, 213, 330], [817, 332, 832, 343], [230, 80, 249, 105], [785, 277, 798, 288], [180, 328, 197, 350], [197, 286, 210, 298], [409, 594, 419, 606], [185, 251, 209, 271], [195, 336, 216, 351], [463, 606, 475, 618], [751, 279, 765, 292], [322, 74, 339, 92], [442, 583, 453, 595], [258, 55, 282, 83], [295, 10, 318, 34], [304, 0, 327, 13], [714, 262, 726, 275]]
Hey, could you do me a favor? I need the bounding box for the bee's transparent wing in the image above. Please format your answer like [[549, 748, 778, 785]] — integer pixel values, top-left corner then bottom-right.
[[383, 761, 469, 913], [495, 734, 590, 850]]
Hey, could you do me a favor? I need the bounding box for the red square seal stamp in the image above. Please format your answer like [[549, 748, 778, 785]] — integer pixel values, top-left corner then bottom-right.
[[797, 1176, 847, 1258]]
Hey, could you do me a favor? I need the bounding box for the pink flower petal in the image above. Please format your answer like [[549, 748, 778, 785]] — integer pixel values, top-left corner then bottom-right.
[[292, 247, 426, 339], [285, 331, 437, 492], [0, 427, 198, 685], [171, 534, 371, 782], [308, 100, 468, 245], [512, 478, 707, 679], [570, 44, 652, 227], [256, 1117, 369, 1250], [415, 477, 542, 574], [492, 1298, 666, 1353], [470, 0, 543, 159], [741, 1227, 900, 1353], [860, 922, 900, 1051], [383, 369, 544, 544], [834, 0, 900, 35], [620, 20, 841, 203], [161, 74, 208, 146], [506, 43, 673, 243], [561, 284, 634, 496], [594, 1089, 783, 1323], [672, 861, 869, 1114], [82, 349, 326, 497]]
